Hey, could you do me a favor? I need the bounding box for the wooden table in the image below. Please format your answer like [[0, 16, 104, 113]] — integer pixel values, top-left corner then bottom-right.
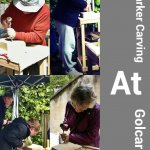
[[77, 13, 100, 73], [0, 39, 50, 75], [52, 142, 100, 150]]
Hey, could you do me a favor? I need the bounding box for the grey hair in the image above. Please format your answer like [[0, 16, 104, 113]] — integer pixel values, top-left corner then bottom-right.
[[71, 85, 96, 105]]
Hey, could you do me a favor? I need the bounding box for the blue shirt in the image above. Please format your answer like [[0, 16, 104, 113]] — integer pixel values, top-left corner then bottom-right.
[[53, 0, 87, 27]]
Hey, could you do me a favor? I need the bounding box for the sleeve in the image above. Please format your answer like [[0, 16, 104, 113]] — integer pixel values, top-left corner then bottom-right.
[[1, 3, 13, 23], [70, 0, 87, 11], [3, 124, 27, 147], [15, 12, 50, 44], [63, 102, 71, 130], [69, 108, 100, 145]]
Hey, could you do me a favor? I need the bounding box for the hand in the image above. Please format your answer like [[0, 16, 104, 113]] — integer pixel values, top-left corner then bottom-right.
[[21, 142, 27, 148], [60, 123, 69, 131], [3, 120, 8, 125], [7, 28, 16, 39], [2, 19, 11, 28], [84, 3, 91, 12], [25, 136, 32, 146], [6, 120, 12, 124], [61, 133, 69, 143]]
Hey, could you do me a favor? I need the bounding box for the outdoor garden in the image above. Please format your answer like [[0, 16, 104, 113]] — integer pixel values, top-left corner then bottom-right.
[[0, 75, 73, 149]]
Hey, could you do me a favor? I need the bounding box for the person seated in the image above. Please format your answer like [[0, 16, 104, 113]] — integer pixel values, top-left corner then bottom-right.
[[60, 85, 100, 148], [1, 0, 50, 46], [0, 117, 40, 150]]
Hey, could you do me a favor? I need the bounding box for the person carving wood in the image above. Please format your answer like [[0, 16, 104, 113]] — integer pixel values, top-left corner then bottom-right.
[[1, 0, 50, 46], [0, 117, 40, 150], [60, 85, 100, 148]]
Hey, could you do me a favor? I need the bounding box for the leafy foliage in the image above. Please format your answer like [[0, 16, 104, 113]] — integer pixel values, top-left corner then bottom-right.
[[49, 75, 73, 98], [19, 83, 51, 144], [0, 0, 11, 3], [0, 75, 73, 145], [94, 0, 100, 12], [45, 0, 50, 4]]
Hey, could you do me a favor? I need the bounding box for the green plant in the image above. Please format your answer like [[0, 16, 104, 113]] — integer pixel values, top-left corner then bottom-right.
[[94, 0, 100, 12], [45, 0, 50, 4], [2, 75, 73, 145], [0, 0, 11, 3], [3, 83, 50, 145]]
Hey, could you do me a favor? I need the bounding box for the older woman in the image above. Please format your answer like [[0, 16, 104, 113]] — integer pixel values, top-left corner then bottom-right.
[[60, 85, 100, 148]]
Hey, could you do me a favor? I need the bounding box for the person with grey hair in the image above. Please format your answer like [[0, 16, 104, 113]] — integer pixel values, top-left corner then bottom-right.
[[60, 85, 100, 148], [0, 91, 13, 131]]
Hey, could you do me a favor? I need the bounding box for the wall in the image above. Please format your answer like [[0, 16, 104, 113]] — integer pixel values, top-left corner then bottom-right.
[[50, 75, 100, 133], [0, 4, 9, 28]]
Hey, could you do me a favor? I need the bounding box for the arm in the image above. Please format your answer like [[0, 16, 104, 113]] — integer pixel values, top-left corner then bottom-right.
[[3, 124, 27, 147], [62, 102, 71, 130], [15, 13, 50, 44], [69, 109, 100, 146]]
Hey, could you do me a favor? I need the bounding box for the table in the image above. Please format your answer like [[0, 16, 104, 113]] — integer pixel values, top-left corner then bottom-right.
[[52, 142, 100, 150], [17, 144, 44, 150], [0, 39, 50, 75], [77, 12, 100, 72]]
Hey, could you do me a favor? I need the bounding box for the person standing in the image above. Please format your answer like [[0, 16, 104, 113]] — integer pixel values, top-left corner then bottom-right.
[[53, 0, 91, 75], [1, 0, 50, 46], [0, 91, 13, 131]]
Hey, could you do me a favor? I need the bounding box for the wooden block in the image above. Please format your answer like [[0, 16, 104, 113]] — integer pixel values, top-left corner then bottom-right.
[[23, 144, 44, 150], [52, 142, 82, 150], [0, 42, 7, 51]]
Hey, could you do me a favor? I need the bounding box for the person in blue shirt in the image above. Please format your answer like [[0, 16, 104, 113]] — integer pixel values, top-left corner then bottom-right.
[[0, 91, 13, 131], [53, 0, 91, 75]]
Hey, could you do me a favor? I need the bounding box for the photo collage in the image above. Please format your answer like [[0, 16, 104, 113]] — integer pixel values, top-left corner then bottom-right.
[[0, 0, 100, 150]]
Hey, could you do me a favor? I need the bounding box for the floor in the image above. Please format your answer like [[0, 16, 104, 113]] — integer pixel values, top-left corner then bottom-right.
[[50, 53, 100, 75]]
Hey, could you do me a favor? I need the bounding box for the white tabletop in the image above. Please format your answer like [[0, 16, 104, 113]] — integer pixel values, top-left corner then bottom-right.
[[0, 39, 49, 71]]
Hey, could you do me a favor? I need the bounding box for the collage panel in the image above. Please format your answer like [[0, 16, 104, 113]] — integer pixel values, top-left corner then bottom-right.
[[0, 0, 50, 75], [0, 75, 50, 150], [50, 75, 100, 150], [0, 0, 101, 150], [50, 0, 100, 75]]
